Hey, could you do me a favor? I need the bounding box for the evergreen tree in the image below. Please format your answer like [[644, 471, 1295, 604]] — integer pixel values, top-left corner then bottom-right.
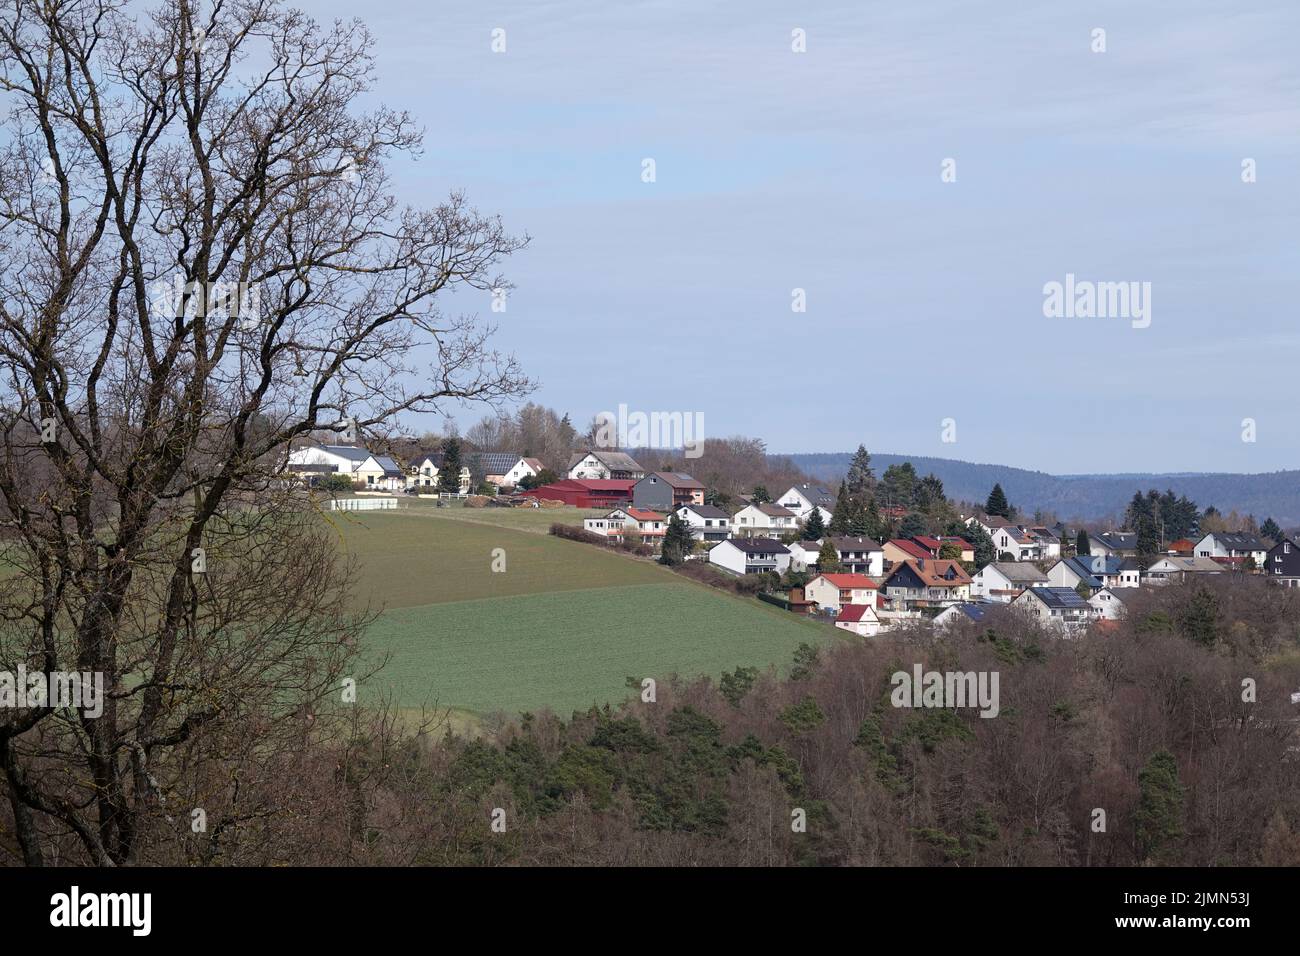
[[751, 485, 770, 504], [817, 538, 842, 573], [659, 512, 695, 566], [1178, 587, 1220, 646], [853, 497, 883, 540], [949, 520, 996, 569], [803, 507, 826, 540], [1136, 750, 1185, 862], [880, 462, 918, 512], [898, 512, 928, 539], [1076, 529, 1090, 556], [846, 444, 875, 494], [1261, 517, 1282, 543], [985, 483, 1010, 518], [829, 481, 854, 535], [437, 436, 464, 493]]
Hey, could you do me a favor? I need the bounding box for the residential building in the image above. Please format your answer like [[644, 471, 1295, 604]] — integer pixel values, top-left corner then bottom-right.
[[1265, 537, 1300, 587], [970, 562, 1048, 602], [835, 603, 883, 637], [1012, 586, 1092, 632], [632, 472, 705, 511], [883, 538, 932, 568], [731, 502, 798, 539], [673, 504, 731, 543], [825, 536, 884, 576], [882, 559, 972, 610], [990, 525, 1042, 562], [805, 573, 879, 613], [407, 451, 472, 493], [777, 484, 836, 525], [1046, 555, 1125, 593], [786, 540, 823, 572], [934, 603, 993, 630], [566, 450, 646, 481], [1088, 587, 1128, 621], [914, 535, 975, 563], [708, 538, 792, 576], [1143, 555, 1226, 585], [1193, 532, 1269, 569], [582, 508, 667, 545], [1087, 531, 1138, 558]]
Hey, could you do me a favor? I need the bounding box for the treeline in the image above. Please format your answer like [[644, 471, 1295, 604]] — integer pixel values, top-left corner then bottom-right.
[[14, 576, 1297, 866]]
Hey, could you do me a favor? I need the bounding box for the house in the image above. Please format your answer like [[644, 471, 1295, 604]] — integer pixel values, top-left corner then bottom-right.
[[1143, 555, 1226, 585], [493, 456, 545, 489], [285, 444, 405, 490], [914, 535, 975, 563], [934, 602, 993, 630], [786, 540, 824, 572], [407, 451, 472, 493], [1012, 586, 1093, 632], [468, 452, 525, 487], [970, 562, 1048, 602], [1088, 587, 1128, 621], [673, 504, 731, 543], [583, 508, 667, 544], [731, 502, 798, 539], [965, 513, 1016, 538], [516, 479, 634, 508], [805, 573, 879, 613], [1265, 537, 1300, 588], [1046, 555, 1125, 593], [882, 559, 971, 610], [1193, 532, 1269, 569], [566, 450, 645, 481], [990, 525, 1042, 562], [1027, 528, 1062, 560], [1116, 558, 1144, 588], [882, 538, 932, 567], [835, 603, 883, 637], [1087, 531, 1138, 558], [825, 536, 884, 576], [632, 472, 705, 511], [777, 484, 836, 524], [708, 538, 792, 576], [1167, 538, 1196, 557]]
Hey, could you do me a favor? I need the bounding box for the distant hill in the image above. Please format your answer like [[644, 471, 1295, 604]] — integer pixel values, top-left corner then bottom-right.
[[784, 452, 1300, 527]]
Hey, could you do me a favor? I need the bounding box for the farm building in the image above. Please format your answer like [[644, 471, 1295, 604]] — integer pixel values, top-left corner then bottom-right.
[[516, 479, 635, 508]]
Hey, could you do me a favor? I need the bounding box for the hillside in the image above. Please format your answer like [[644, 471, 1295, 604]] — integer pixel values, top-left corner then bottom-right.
[[785, 452, 1300, 526]]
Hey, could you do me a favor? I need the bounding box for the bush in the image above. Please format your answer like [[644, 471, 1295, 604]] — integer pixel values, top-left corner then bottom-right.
[[549, 523, 608, 546], [319, 473, 353, 492]]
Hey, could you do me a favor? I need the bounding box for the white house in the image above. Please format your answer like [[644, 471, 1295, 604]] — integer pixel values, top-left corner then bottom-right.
[[566, 450, 645, 480], [1046, 555, 1125, 593], [354, 455, 405, 491], [786, 540, 823, 572], [707, 538, 792, 576], [1012, 586, 1092, 632], [970, 562, 1048, 602], [731, 502, 798, 539], [835, 603, 883, 637], [777, 484, 836, 525], [1143, 555, 1224, 585], [990, 526, 1042, 562], [1085, 531, 1138, 558], [583, 508, 667, 545], [496, 456, 545, 488], [825, 536, 884, 576], [805, 573, 878, 613], [673, 504, 731, 543], [286, 443, 372, 476], [1088, 587, 1127, 621], [407, 452, 471, 493], [934, 603, 994, 630], [1193, 532, 1268, 569]]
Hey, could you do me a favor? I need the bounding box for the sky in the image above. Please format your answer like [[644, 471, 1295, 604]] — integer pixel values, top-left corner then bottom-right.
[[308, 0, 1300, 474]]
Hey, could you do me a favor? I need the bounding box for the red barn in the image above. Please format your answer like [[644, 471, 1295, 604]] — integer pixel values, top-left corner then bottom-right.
[[517, 479, 634, 508]]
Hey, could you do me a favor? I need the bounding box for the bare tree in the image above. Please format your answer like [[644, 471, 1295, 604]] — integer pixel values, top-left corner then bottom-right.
[[0, 0, 529, 865]]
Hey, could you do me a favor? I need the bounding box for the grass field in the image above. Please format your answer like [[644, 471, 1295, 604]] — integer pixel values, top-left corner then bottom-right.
[[334, 511, 834, 719]]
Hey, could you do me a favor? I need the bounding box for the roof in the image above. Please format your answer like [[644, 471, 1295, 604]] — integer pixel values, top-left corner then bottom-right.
[[891, 559, 971, 588], [679, 504, 729, 519], [887, 539, 931, 560], [1024, 587, 1091, 610], [720, 538, 790, 555], [642, 471, 704, 490], [567, 450, 644, 472], [518, 479, 635, 496], [1151, 555, 1224, 573], [787, 483, 835, 507], [412, 450, 467, 470], [625, 508, 667, 521], [313, 444, 372, 462], [471, 452, 523, 475], [788, 540, 822, 553], [828, 536, 883, 552], [1066, 555, 1125, 579], [984, 562, 1048, 584], [1093, 531, 1137, 550], [756, 503, 796, 518], [915, 535, 973, 553], [816, 573, 878, 590], [946, 603, 990, 623], [521, 457, 545, 471], [371, 455, 403, 477], [1203, 531, 1267, 550], [836, 604, 877, 623]]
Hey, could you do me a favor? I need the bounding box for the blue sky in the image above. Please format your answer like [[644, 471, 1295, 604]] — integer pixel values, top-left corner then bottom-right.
[[313, 0, 1300, 474]]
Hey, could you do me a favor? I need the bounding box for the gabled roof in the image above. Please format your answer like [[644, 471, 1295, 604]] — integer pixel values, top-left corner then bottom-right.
[[1149, 555, 1224, 573], [946, 603, 990, 623], [625, 508, 667, 522], [370, 455, 403, 477], [815, 573, 878, 590], [1093, 531, 1137, 550], [1066, 554, 1125, 579], [567, 450, 644, 472], [1023, 587, 1090, 610], [786, 483, 835, 507], [788, 540, 822, 553], [678, 503, 729, 519], [471, 452, 522, 475], [755, 503, 796, 518], [888, 559, 971, 588], [1202, 531, 1267, 550], [520, 457, 545, 471], [412, 450, 469, 471], [887, 539, 931, 560], [721, 538, 790, 555], [641, 471, 704, 490], [836, 603, 878, 623], [313, 444, 372, 462], [984, 562, 1048, 584], [828, 536, 883, 552]]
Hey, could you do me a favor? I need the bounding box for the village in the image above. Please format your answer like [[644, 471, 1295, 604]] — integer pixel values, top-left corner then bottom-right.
[[284, 442, 1300, 639]]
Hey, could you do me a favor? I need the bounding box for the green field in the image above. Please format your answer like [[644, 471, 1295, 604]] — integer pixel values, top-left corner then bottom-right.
[[335, 511, 833, 718]]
